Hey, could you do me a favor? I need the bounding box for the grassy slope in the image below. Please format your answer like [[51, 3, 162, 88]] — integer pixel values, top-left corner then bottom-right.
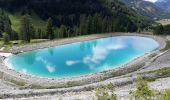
[[8, 12, 46, 33], [0, 12, 49, 48], [156, 19, 170, 25]]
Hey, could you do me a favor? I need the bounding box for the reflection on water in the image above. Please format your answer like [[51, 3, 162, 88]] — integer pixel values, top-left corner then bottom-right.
[[6, 36, 159, 78], [48, 48, 54, 56], [23, 52, 37, 65], [80, 40, 98, 51]]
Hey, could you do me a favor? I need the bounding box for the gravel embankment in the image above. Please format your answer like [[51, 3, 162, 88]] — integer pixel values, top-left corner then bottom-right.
[[0, 33, 169, 99]]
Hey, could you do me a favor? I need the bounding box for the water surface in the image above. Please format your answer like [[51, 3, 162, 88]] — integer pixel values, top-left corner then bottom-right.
[[6, 36, 159, 78]]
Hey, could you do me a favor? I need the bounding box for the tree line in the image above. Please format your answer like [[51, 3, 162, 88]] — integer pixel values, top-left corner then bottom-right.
[[0, 9, 18, 44], [1, 11, 139, 44], [0, 0, 151, 29], [0, 0, 152, 44], [153, 24, 170, 35]]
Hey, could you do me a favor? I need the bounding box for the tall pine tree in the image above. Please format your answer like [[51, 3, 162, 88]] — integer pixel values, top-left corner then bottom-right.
[[3, 32, 10, 44], [59, 25, 67, 38], [46, 17, 54, 40], [20, 14, 33, 42]]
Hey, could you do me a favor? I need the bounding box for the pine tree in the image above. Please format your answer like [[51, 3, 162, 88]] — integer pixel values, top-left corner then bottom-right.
[[73, 27, 80, 36], [36, 28, 43, 39], [4, 20, 12, 39], [20, 14, 33, 42], [46, 17, 54, 40], [153, 25, 164, 35], [79, 15, 88, 35], [30, 25, 35, 39], [59, 25, 67, 38], [67, 27, 71, 37], [3, 32, 10, 44], [164, 25, 170, 35]]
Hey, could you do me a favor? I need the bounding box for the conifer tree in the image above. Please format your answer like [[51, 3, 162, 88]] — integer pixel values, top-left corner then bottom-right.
[[46, 17, 54, 40], [20, 14, 33, 42], [59, 25, 67, 38], [153, 25, 164, 35], [3, 32, 10, 44], [4, 21, 12, 39], [35, 28, 43, 39]]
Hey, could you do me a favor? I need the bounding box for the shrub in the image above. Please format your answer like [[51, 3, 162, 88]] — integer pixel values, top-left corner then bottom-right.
[[95, 83, 116, 100], [134, 77, 154, 100], [161, 89, 170, 100]]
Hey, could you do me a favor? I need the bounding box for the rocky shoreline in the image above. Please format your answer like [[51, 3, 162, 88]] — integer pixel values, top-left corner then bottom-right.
[[0, 33, 169, 99]]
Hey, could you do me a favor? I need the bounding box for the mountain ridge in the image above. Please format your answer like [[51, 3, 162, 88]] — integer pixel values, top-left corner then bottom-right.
[[155, 0, 170, 13], [120, 0, 170, 19]]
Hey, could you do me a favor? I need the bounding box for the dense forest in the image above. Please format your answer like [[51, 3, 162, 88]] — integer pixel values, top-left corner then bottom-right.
[[0, 0, 152, 43]]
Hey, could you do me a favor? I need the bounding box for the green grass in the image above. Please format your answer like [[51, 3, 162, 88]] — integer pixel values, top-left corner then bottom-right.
[[156, 19, 170, 25], [161, 41, 170, 51], [161, 89, 170, 100], [0, 12, 49, 49], [30, 39, 49, 43], [0, 40, 13, 51], [9, 79, 26, 86], [31, 84, 44, 89], [0, 39, 49, 50], [111, 63, 145, 78], [29, 81, 86, 89], [8, 13, 21, 33], [11, 39, 49, 45], [30, 84, 65, 89], [140, 67, 170, 81], [8, 12, 46, 33]]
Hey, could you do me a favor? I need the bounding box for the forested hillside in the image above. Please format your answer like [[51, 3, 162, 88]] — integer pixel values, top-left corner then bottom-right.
[[0, 0, 151, 43]]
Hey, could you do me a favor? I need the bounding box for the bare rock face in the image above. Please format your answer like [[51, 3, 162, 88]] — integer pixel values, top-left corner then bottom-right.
[[155, 0, 170, 13], [120, 0, 170, 19]]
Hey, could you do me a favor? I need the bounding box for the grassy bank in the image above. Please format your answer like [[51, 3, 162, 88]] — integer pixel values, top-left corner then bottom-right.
[[0, 39, 49, 51], [140, 67, 170, 81]]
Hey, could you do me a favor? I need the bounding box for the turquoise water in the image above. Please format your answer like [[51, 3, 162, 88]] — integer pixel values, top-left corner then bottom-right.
[[6, 36, 159, 78]]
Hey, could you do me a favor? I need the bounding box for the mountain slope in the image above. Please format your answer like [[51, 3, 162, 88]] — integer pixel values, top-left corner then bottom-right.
[[0, 0, 151, 37], [119, 0, 170, 19], [155, 0, 170, 13]]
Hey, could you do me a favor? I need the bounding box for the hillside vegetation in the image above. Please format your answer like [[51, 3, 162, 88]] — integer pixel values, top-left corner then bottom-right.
[[8, 12, 46, 33], [0, 0, 151, 44]]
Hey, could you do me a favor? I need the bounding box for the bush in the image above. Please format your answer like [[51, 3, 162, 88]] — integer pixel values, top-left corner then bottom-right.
[[153, 24, 170, 35], [95, 83, 116, 100], [161, 89, 170, 100], [134, 77, 154, 100]]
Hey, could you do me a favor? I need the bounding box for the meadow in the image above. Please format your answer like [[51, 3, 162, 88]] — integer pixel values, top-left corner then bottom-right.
[[157, 19, 170, 25]]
